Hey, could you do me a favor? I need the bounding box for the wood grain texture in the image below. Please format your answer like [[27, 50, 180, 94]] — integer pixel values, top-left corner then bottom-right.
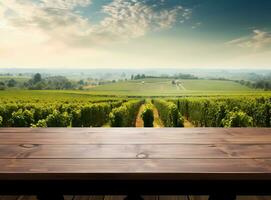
[[0, 128, 271, 182], [0, 128, 270, 145], [0, 158, 271, 180], [1, 144, 271, 159], [1, 196, 271, 200], [159, 196, 187, 200]]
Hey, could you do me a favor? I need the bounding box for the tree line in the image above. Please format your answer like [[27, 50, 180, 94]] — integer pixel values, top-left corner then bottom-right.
[[0, 73, 85, 90], [131, 73, 198, 80], [236, 79, 271, 91]]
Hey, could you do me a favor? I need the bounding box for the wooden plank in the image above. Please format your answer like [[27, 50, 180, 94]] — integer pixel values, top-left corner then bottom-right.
[[16, 196, 36, 200], [74, 196, 104, 200], [142, 196, 159, 200], [74, 196, 91, 200], [188, 197, 271, 200], [0, 128, 270, 145], [0, 128, 270, 139], [1, 196, 271, 200], [159, 196, 188, 200], [0, 128, 269, 135], [0, 196, 270, 200], [188, 196, 208, 200], [16, 195, 74, 200], [237, 197, 271, 200], [0, 197, 19, 200], [1, 144, 271, 159], [88, 196, 104, 200], [104, 196, 125, 200], [0, 158, 270, 180]]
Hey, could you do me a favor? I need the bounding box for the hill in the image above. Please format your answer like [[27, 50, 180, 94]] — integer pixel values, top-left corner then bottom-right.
[[87, 78, 259, 96]]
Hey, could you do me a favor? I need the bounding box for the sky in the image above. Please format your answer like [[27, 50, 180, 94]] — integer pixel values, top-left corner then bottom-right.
[[0, 0, 271, 69]]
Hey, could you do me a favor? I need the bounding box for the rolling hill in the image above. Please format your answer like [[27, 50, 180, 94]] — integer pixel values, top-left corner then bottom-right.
[[87, 78, 258, 96]]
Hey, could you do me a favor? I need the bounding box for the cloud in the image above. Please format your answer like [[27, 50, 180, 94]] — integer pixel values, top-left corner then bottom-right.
[[97, 0, 189, 39], [1, 0, 89, 31], [0, 0, 191, 47], [227, 29, 271, 50], [39, 0, 92, 10]]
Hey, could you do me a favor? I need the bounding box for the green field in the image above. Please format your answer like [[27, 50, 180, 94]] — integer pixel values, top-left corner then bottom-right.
[[0, 90, 123, 103], [0, 78, 270, 98], [0, 76, 30, 83], [0, 78, 270, 128], [87, 78, 268, 96]]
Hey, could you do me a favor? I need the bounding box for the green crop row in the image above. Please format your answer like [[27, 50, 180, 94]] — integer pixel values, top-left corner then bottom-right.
[[153, 99, 184, 127], [175, 97, 270, 127], [0, 101, 124, 127], [109, 100, 144, 127]]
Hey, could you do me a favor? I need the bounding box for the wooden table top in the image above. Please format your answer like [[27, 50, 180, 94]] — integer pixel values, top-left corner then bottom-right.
[[0, 128, 271, 181]]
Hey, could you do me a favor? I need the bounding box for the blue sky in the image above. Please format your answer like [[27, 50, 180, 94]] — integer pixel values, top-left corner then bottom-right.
[[0, 0, 271, 68]]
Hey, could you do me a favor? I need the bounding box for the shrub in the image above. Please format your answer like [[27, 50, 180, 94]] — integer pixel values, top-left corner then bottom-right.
[[10, 109, 34, 127], [45, 110, 71, 127], [222, 110, 253, 127], [31, 119, 47, 128], [71, 109, 82, 127], [0, 116, 2, 127], [81, 103, 111, 127]]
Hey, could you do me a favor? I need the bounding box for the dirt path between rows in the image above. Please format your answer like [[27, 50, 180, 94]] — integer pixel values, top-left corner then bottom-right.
[[136, 102, 193, 128], [135, 104, 145, 127], [184, 119, 194, 128], [135, 103, 163, 128]]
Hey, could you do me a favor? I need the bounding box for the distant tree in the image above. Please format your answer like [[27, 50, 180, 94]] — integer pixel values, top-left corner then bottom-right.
[[7, 79, 16, 87], [33, 82, 45, 90], [64, 81, 72, 89], [134, 74, 146, 80], [33, 73, 42, 84], [78, 80, 84, 85], [0, 82, 5, 90], [134, 74, 139, 80], [174, 73, 198, 79], [131, 75, 134, 80]]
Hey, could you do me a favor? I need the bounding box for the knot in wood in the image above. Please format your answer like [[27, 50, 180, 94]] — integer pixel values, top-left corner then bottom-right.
[[20, 144, 38, 149], [136, 153, 148, 159]]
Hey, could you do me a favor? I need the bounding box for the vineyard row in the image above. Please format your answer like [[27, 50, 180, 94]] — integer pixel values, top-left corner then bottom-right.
[[0, 97, 270, 128]]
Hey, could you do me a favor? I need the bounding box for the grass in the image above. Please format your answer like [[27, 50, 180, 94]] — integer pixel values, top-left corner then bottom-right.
[[86, 78, 269, 97], [0, 90, 124, 103], [0, 78, 270, 100]]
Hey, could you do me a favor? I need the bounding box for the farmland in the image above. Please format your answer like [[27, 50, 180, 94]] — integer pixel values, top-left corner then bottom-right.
[[0, 76, 30, 83], [0, 78, 270, 128], [87, 78, 264, 96]]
